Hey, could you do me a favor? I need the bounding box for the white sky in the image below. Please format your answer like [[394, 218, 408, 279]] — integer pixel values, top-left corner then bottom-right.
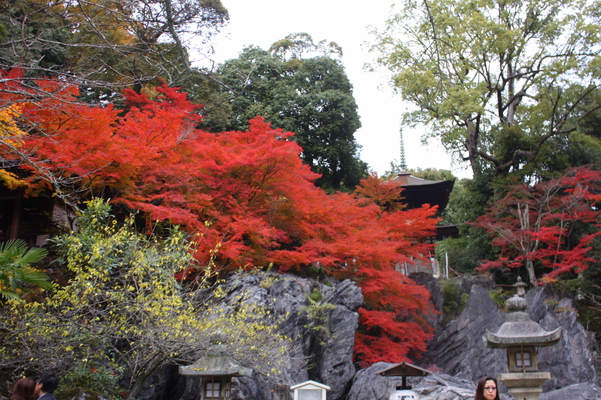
[[195, 0, 472, 179]]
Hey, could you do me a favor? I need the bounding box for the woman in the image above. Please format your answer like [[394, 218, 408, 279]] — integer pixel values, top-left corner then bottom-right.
[[9, 378, 36, 400], [474, 376, 500, 400]]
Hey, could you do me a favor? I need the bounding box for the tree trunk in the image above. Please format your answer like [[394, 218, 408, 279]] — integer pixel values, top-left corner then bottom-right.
[[525, 258, 536, 286]]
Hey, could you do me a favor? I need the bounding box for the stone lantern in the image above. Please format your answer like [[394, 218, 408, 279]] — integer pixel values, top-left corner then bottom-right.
[[483, 277, 561, 400], [179, 346, 252, 400]]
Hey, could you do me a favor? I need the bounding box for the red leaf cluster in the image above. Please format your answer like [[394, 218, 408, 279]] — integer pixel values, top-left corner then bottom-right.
[[0, 72, 440, 367], [474, 167, 601, 283]]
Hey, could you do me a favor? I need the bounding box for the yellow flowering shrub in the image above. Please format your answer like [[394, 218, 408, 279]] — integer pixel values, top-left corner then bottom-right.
[[0, 199, 294, 399]]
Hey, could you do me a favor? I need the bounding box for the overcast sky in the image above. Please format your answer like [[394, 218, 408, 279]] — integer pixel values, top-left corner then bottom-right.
[[195, 0, 472, 179]]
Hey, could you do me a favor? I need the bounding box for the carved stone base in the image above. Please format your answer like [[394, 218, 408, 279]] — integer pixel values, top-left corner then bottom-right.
[[499, 372, 551, 400]]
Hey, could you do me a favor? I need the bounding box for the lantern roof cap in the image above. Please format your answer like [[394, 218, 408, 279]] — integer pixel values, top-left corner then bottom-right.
[[179, 346, 252, 377], [484, 277, 561, 348], [484, 324, 561, 348]]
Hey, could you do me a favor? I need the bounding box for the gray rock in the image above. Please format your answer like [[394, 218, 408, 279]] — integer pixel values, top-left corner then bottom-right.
[[413, 373, 480, 400], [175, 272, 362, 400], [133, 274, 600, 400], [526, 288, 599, 391], [410, 272, 444, 331], [416, 284, 507, 384], [316, 280, 362, 398], [346, 362, 408, 400], [539, 382, 601, 400], [418, 280, 600, 395], [345, 365, 514, 400]]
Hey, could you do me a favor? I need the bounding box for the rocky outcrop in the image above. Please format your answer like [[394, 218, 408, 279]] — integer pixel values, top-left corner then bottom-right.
[[527, 287, 599, 391], [133, 273, 599, 400], [409, 272, 444, 331], [345, 363, 516, 400], [539, 382, 601, 400], [416, 284, 508, 384], [177, 273, 363, 400], [416, 277, 599, 394]]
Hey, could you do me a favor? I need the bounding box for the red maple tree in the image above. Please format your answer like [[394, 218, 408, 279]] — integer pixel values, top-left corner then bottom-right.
[[473, 167, 601, 285], [1, 72, 440, 367]]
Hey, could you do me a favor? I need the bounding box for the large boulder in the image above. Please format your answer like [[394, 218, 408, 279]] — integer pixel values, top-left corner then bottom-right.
[[345, 363, 515, 400], [416, 283, 507, 384], [346, 362, 405, 400], [417, 278, 599, 394], [539, 382, 601, 400], [526, 287, 599, 391], [177, 272, 363, 400]]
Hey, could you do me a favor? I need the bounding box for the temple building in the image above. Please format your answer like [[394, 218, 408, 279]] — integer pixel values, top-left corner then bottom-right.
[[388, 172, 455, 217], [389, 171, 459, 277]]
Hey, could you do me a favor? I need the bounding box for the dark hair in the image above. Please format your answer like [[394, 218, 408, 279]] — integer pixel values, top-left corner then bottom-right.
[[474, 376, 500, 400], [10, 378, 36, 400], [37, 372, 58, 394]]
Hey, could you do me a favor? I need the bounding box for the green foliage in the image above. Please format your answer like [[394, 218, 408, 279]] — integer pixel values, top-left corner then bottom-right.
[[0, 239, 52, 301], [0, 0, 72, 73], [301, 289, 337, 345], [269, 32, 343, 61], [0, 0, 229, 101], [307, 288, 323, 304], [408, 168, 455, 182], [57, 363, 124, 400], [440, 279, 468, 321], [371, 0, 601, 179], [488, 288, 509, 311], [565, 238, 601, 334], [214, 40, 368, 191], [436, 236, 485, 274], [181, 68, 232, 131]]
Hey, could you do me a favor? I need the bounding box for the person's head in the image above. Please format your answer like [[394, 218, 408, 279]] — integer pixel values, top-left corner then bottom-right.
[[475, 376, 500, 400], [35, 372, 58, 396], [11, 378, 36, 400]]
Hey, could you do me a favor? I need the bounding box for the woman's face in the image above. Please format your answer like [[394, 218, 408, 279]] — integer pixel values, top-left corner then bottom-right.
[[483, 379, 497, 400]]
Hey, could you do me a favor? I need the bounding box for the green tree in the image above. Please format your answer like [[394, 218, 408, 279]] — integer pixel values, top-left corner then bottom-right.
[[215, 36, 368, 191], [407, 167, 455, 181], [0, 199, 293, 399], [370, 0, 601, 179]]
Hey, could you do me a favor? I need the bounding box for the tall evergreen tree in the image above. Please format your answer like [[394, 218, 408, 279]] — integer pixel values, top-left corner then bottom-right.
[[215, 36, 368, 191]]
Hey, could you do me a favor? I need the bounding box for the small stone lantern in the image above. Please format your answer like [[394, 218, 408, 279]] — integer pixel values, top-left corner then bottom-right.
[[179, 346, 252, 400], [483, 277, 561, 400]]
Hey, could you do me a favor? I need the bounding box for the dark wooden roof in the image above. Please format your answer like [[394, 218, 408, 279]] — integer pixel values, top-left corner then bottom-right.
[[389, 173, 455, 215], [376, 361, 432, 377]]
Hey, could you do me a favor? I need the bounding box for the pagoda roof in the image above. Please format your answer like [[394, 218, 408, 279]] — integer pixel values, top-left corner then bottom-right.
[[389, 172, 455, 214], [389, 172, 448, 186]]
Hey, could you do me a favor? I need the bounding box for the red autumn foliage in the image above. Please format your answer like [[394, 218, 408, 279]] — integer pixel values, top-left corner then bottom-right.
[[0, 71, 440, 367], [473, 167, 601, 285]]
